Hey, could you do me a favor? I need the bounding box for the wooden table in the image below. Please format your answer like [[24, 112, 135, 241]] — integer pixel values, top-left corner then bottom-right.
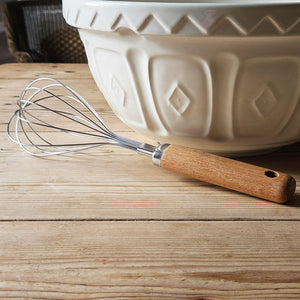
[[1, 63, 300, 299]]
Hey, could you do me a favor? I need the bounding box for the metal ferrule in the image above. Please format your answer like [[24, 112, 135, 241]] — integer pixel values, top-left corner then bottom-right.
[[137, 143, 170, 167], [152, 143, 170, 167]]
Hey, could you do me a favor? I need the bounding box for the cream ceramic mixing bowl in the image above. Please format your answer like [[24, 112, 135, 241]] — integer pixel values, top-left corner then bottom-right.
[[63, 0, 300, 156]]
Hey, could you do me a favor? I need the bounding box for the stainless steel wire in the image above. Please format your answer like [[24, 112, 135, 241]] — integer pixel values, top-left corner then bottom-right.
[[7, 77, 141, 156]]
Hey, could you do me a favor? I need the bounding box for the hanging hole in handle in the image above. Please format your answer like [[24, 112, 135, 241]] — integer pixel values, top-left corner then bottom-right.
[[265, 170, 279, 178]]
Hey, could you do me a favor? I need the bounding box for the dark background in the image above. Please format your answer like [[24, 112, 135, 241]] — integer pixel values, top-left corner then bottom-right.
[[0, 0, 14, 64]]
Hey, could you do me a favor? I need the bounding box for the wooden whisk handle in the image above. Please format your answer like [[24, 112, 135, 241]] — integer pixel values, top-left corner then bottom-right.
[[158, 144, 296, 203]]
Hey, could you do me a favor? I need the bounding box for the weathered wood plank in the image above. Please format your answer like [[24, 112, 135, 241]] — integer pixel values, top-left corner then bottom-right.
[[0, 221, 299, 299], [0, 130, 299, 220], [0, 63, 299, 221], [0, 62, 299, 299], [0, 63, 91, 80]]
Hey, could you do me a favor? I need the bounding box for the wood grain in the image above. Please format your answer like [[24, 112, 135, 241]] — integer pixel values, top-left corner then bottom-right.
[[0, 63, 299, 299], [0, 133, 299, 220], [0, 64, 299, 220], [161, 144, 296, 203], [0, 63, 91, 80], [0, 221, 299, 299]]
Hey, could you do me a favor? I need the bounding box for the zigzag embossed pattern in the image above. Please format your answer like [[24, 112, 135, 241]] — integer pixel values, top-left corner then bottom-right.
[[112, 14, 300, 35], [68, 5, 300, 36]]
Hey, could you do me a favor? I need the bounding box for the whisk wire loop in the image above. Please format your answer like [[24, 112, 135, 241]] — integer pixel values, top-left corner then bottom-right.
[[7, 77, 141, 156]]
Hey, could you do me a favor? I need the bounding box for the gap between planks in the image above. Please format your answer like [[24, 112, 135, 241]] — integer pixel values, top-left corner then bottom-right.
[[1, 219, 300, 222]]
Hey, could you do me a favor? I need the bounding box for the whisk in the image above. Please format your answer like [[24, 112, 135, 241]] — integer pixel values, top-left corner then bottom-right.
[[8, 77, 296, 204]]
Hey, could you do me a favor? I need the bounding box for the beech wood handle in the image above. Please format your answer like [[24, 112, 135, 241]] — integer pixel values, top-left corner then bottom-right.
[[160, 144, 296, 203]]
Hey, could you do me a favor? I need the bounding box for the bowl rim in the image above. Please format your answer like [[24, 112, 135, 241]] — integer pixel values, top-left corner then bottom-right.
[[63, 0, 300, 36]]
